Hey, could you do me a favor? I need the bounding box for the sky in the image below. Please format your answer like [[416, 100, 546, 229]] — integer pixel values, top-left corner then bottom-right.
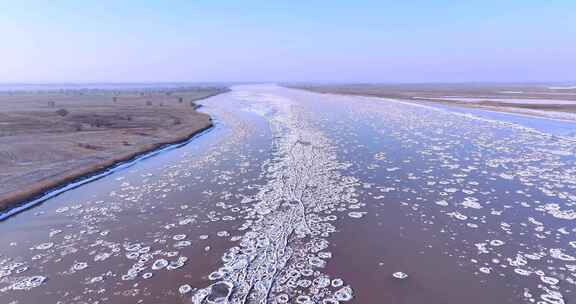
[[1, 0, 575, 83]]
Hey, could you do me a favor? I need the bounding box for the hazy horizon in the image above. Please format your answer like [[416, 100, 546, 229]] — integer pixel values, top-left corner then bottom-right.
[[2, 1, 575, 83], [1, 81, 576, 85]]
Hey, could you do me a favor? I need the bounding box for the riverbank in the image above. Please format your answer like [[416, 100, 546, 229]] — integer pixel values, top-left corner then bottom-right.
[[0, 86, 228, 212], [286, 83, 576, 122]]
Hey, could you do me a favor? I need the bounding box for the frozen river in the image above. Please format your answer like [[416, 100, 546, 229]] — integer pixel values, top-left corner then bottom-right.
[[1, 85, 575, 304]]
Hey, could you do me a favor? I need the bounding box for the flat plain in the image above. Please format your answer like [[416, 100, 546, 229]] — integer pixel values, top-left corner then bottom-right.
[[0, 86, 227, 209]]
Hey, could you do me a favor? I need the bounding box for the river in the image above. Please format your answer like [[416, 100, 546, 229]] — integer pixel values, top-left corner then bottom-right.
[[1, 85, 575, 304]]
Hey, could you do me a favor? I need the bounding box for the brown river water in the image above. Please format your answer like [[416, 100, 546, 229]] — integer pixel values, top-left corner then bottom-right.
[[1, 85, 576, 304]]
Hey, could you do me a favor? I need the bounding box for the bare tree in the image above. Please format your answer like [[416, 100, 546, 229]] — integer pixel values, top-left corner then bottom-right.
[[56, 108, 69, 116]]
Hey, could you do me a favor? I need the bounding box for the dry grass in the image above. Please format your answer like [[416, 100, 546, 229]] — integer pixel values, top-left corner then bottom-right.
[[0, 86, 228, 210]]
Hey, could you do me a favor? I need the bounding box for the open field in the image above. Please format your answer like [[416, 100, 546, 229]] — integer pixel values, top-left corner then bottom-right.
[[286, 83, 576, 121], [0, 86, 228, 210]]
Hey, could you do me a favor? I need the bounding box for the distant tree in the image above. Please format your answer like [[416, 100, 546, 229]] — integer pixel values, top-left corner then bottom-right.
[[190, 101, 201, 109], [178, 97, 183, 103], [146, 100, 153, 106], [55, 108, 69, 117], [48, 100, 56, 108], [92, 119, 103, 128]]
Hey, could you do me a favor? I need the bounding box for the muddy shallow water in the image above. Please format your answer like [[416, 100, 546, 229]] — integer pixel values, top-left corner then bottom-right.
[[1, 85, 575, 304]]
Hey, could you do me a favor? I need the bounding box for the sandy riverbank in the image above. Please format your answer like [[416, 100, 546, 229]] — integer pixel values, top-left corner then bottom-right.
[[286, 83, 576, 122], [0, 86, 228, 212]]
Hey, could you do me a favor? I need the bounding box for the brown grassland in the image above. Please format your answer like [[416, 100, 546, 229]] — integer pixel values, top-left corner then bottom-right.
[[0, 86, 228, 210]]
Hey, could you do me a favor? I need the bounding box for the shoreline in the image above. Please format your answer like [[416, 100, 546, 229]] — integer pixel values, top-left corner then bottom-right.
[[285, 85, 576, 123], [0, 121, 214, 220], [0, 88, 228, 219], [407, 97, 576, 123]]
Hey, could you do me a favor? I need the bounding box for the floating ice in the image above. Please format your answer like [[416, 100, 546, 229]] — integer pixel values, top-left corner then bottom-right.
[[461, 197, 482, 209], [192, 92, 360, 303], [489, 240, 505, 247], [550, 248, 576, 261], [334, 286, 354, 301], [514, 269, 531, 276], [435, 200, 449, 206], [151, 259, 169, 270], [94, 252, 111, 262], [11, 275, 47, 290], [392, 272, 408, 279], [348, 211, 365, 219], [276, 294, 290, 303], [142, 272, 153, 279], [192, 281, 233, 304], [541, 276, 560, 285], [174, 240, 192, 248], [72, 262, 88, 271], [179, 284, 192, 294], [34, 242, 54, 250], [172, 234, 186, 241]]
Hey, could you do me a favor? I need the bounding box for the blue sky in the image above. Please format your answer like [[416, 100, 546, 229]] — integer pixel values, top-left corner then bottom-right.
[[1, 0, 575, 82]]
